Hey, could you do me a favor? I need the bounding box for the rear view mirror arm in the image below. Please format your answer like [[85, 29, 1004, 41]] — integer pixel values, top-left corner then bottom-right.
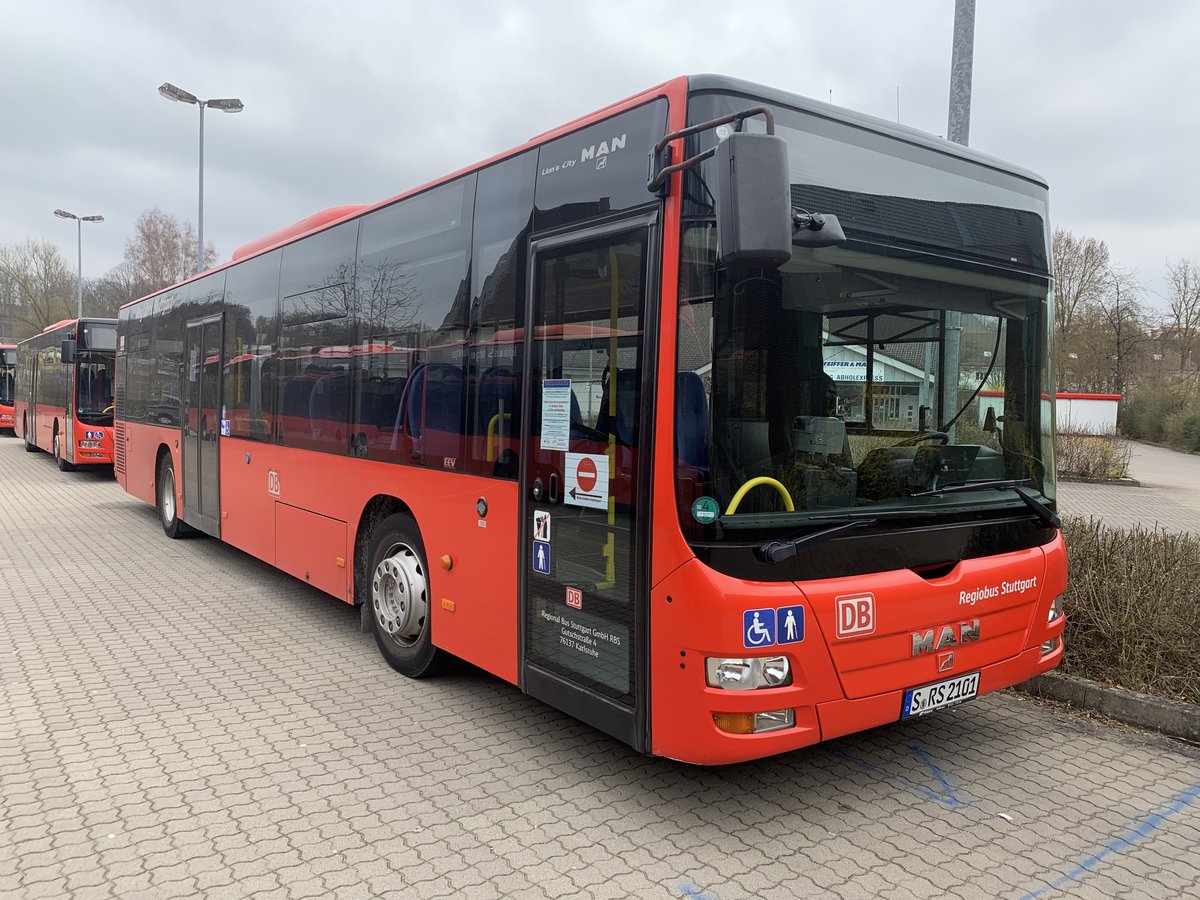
[[648, 106, 776, 194]]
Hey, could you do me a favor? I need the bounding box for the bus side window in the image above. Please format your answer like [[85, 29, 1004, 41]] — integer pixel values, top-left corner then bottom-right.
[[595, 369, 639, 446]]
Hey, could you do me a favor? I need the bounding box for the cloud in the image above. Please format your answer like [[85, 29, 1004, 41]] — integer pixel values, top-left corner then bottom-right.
[[2, 0, 1197, 310]]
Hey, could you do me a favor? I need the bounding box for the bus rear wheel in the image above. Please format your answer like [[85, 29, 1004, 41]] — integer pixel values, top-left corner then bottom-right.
[[53, 432, 75, 471], [366, 513, 444, 678], [157, 453, 194, 539]]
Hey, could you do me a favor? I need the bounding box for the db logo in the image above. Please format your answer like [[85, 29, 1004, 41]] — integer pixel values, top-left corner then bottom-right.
[[836, 592, 876, 638], [565, 587, 583, 609], [267, 469, 281, 497]]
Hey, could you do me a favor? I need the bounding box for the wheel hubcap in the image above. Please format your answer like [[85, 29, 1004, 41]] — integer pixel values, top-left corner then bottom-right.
[[161, 469, 175, 524], [371, 543, 427, 648]]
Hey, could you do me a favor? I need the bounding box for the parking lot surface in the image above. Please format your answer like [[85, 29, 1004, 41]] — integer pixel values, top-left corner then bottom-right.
[[1058, 441, 1200, 533], [3, 438, 1200, 899]]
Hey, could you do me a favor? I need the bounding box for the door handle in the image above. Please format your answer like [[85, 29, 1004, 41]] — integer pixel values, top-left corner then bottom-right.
[[548, 472, 559, 504]]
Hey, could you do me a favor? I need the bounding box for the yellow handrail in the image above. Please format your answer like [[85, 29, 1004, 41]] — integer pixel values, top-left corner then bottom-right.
[[725, 477, 795, 515], [486, 412, 512, 462]]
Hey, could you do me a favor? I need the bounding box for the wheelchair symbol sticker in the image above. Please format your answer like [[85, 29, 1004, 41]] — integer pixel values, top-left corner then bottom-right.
[[743, 608, 777, 649]]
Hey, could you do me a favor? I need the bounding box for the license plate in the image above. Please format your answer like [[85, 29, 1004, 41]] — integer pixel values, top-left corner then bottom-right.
[[902, 671, 980, 718]]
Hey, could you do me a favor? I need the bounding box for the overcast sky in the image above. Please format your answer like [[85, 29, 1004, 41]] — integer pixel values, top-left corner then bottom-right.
[[2, 0, 1197, 309]]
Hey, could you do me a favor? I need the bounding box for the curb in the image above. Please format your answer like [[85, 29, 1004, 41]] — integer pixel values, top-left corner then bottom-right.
[[1057, 475, 1141, 487], [1014, 672, 1200, 743]]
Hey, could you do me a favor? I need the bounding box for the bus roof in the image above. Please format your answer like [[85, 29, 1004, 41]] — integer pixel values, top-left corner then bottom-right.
[[121, 72, 1047, 312], [687, 74, 1048, 189]]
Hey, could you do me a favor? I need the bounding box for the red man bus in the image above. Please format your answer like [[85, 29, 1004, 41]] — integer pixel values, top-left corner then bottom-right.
[[0, 344, 16, 432], [15, 318, 117, 470], [115, 75, 1065, 764]]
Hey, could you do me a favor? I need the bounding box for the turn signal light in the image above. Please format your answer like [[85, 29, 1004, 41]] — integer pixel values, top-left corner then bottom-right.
[[713, 709, 796, 735], [713, 713, 755, 734]]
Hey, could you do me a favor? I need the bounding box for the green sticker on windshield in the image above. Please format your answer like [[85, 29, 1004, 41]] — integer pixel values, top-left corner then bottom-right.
[[691, 496, 720, 524]]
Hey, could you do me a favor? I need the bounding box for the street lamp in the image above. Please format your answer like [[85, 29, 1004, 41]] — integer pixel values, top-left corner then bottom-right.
[[53, 209, 104, 318], [157, 81, 244, 272]]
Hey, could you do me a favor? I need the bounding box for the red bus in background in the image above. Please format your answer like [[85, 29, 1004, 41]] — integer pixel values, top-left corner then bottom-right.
[[0, 344, 16, 432], [14, 318, 117, 470], [115, 75, 1066, 764]]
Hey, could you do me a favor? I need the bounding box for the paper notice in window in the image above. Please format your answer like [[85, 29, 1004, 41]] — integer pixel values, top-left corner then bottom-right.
[[540, 378, 571, 451]]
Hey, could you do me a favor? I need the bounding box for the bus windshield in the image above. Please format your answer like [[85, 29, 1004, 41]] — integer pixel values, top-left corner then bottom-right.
[[76, 351, 115, 423], [0, 349, 14, 405], [676, 94, 1054, 539]]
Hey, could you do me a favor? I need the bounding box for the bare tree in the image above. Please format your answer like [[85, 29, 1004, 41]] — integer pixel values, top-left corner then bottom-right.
[[0, 239, 75, 337], [1096, 267, 1147, 394], [104, 208, 218, 307], [1052, 228, 1110, 391], [1165, 258, 1200, 378]]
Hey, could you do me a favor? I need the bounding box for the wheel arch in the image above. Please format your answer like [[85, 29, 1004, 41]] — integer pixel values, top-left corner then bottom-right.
[[353, 494, 417, 607], [154, 441, 174, 479]]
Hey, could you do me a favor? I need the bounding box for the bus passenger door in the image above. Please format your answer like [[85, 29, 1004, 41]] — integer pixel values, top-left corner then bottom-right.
[[182, 315, 223, 537], [520, 214, 657, 753]]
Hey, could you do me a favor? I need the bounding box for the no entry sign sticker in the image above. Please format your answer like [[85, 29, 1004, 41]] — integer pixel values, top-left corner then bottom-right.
[[564, 452, 609, 510]]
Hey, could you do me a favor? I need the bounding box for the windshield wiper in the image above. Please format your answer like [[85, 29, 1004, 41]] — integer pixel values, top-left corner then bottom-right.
[[758, 519, 879, 562], [755, 508, 950, 561], [910, 479, 1061, 529]]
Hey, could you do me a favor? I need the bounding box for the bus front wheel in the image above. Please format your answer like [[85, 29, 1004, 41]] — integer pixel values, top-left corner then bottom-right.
[[53, 432, 75, 472], [366, 513, 445, 678], [23, 417, 36, 452], [157, 453, 194, 539]]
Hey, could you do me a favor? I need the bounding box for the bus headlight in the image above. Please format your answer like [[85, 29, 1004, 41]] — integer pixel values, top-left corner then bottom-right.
[[79, 440, 102, 449], [705, 656, 792, 690]]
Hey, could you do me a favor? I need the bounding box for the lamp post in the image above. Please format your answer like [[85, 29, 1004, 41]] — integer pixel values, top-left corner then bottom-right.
[[158, 82, 244, 273], [53, 209, 104, 318]]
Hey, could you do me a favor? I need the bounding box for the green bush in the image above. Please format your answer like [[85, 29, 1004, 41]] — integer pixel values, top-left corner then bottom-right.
[[1164, 411, 1200, 452], [1119, 383, 1200, 452], [1056, 432, 1131, 479], [1059, 516, 1200, 703]]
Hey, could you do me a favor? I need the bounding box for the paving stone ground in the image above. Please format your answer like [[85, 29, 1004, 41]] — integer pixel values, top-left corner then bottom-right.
[[3, 437, 1200, 899], [1058, 441, 1200, 533]]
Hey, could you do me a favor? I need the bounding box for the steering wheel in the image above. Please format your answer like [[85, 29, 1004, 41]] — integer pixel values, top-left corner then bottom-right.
[[725, 476, 795, 515], [102, 405, 115, 414], [895, 431, 949, 447]]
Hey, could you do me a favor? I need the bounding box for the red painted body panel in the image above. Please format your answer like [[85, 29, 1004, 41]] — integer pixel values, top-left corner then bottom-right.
[[121, 426, 522, 685], [275, 503, 348, 599], [800, 548, 1047, 699], [649, 535, 1067, 765], [119, 421, 169, 506], [13, 401, 113, 465], [213, 436, 520, 684]]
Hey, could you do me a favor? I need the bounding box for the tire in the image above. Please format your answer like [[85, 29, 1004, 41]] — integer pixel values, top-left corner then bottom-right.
[[365, 513, 444, 678], [23, 417, 37, 452], [53, 431, 75, 471], [157, 452, 194, 538]]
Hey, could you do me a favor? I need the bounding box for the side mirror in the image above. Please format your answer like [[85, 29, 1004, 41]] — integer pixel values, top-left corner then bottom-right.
[[61, 339, 76, 364], [983, 406, 998, 433], [713, 132, 793, 267]]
